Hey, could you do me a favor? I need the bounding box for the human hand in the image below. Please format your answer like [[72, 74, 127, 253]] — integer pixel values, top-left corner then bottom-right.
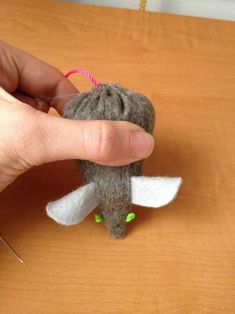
[[0, 41, 154, 192]]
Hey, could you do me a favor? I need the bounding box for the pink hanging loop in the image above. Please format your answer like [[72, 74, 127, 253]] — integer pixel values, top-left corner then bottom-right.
[[64, 69, 101, 88]]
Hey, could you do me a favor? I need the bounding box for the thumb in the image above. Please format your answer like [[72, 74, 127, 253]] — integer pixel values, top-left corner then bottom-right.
[[33, 114, 154, 166]]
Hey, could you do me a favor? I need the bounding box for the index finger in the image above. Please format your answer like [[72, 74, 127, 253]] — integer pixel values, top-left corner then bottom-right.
[[0, 41, 78, 113]]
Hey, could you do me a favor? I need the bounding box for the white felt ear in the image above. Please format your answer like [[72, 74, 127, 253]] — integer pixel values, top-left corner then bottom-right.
[[131, 176, 182, 208], [46, 182, 99, 225]]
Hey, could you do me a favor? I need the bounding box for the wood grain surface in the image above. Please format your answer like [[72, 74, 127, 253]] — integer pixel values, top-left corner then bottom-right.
[[0, 1, 235, 313]]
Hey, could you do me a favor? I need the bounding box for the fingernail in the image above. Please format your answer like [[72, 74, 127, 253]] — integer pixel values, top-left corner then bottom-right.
[[131, 131, 154, 159]]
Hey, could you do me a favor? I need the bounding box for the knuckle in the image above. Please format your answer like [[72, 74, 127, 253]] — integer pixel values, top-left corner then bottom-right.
[[87, 121, 116, 162]]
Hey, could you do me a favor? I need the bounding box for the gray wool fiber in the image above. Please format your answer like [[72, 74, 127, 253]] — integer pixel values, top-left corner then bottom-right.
[[63, 83, 155, 238]]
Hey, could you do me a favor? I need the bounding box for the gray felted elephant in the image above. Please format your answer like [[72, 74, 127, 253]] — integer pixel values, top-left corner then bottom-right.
[[46, 83, 182, 238]]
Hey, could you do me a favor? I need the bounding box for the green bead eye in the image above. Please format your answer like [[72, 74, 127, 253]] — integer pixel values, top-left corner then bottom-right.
[[95, 214, 103, 223], [125, 212, 135, 223]]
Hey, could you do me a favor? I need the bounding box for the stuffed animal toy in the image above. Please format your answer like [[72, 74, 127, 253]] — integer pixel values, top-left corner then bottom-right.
[[46, 70, 182, 238]]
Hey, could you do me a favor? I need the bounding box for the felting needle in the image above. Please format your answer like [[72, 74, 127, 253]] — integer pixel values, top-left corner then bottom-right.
[[0, 235, 24, 263]]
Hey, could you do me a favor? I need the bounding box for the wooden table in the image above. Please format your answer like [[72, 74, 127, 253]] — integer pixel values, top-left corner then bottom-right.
[[0, 1, 235, 313]]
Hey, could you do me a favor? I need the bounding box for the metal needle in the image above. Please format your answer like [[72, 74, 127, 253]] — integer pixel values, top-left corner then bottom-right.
[[0, 235, 24, 263]]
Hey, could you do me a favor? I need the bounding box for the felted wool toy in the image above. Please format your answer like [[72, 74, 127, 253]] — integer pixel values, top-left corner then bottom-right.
[[46, 69, 182, 238]]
